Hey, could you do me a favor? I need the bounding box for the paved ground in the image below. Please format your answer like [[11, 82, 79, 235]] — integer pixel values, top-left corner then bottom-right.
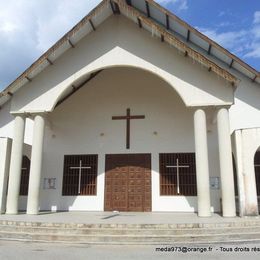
[[0, 211, 259, 224], [0, 240, 260, 260], [1, 212, 259, 257]]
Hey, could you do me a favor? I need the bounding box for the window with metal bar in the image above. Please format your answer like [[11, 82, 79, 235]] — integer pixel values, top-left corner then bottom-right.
[[19, 156, 31, 196], [233, 155, 238, 196], [62, 154, 98, 196], [255, 151, 260, 196], [159, 153, 197, 196]]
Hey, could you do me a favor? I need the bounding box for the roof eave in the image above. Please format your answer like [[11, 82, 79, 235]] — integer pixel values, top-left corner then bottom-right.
[[0, 0, 110, 99], [0, 0, 248, 107], [145, 0, 259, 78]]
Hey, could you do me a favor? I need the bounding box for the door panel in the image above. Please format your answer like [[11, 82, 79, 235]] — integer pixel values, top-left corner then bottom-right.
[[104, 154, 151, 212]]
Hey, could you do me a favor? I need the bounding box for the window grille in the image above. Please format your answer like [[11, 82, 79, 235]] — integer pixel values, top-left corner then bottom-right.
[[255, 152, 260, 196], [19, 156, 31, 196], [160, 153, 197, 196], [62, 154, 98, 196]]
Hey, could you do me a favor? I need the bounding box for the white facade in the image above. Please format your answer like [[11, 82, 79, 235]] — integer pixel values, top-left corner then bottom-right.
[[0, 10, 259, 217], [17, 67, 221, 212]]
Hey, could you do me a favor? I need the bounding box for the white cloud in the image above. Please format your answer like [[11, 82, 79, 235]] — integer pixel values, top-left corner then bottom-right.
[[0, 0, 259, 89], [252, 25, 260, 39], [0, 0, 102, 89], [218, 22, 232, 27], [0, 21, 18, 33], [0, 0, 189, 89], [155, 0, 188, 10], [198, 26, 259, 59], [197, 28, 248, 50], [254, 11, 260, 24], [197, 12, 260, 63], [35, 0, 103, 51], [178, 0, 188, 11], [244, 43, 260, 58], [244, 25, 260, 58], [156, 0, 174, 3], [218, 11, 226, 17]]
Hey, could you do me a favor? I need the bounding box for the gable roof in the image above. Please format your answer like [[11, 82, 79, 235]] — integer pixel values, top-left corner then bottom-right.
[[143, 0, 259, 81], [0, 0, 258, 108]]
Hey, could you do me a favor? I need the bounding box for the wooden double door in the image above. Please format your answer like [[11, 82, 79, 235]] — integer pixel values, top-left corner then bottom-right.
[[104, 154, 151, 212]]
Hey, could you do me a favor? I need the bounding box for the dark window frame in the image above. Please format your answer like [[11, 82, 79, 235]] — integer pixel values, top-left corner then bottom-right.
[[232, 155, 238, 196], [19, 156, 31, 196], [159, 153, 197, 196], [62, 154, 98, 196], [255, 151, 260, 196]]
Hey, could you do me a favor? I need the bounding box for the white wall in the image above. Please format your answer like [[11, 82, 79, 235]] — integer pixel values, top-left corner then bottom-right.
[[230, 72, 260, 133], [17, 67, 222, 212], [10, 15, 234, 113], [232, 128, 260, 216], [0, 101, 34, 146], [2, 14, 259, 213], [0, 102, 14, 140], [1, 16, 258, 139]]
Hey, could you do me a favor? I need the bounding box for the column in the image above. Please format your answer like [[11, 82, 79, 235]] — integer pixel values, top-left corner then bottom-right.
[[232, 130, 246, 217], [234, 129, 258, 216], [0, 138, 12, 214], [194, 109, 211, 217], [217, 107, 236, 217], [6, 115, 26, 214], [27, 114, 45, 215]]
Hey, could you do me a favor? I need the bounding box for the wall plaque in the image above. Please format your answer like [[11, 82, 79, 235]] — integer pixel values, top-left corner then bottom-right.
[[210, 177, 220, 190], [43, 178, 56, 190]]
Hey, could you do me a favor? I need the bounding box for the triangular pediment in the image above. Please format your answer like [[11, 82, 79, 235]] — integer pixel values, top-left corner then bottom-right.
[[1, 0, 258, 108]]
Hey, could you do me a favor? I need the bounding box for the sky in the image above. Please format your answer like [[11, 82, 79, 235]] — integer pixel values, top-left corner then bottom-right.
[[0, 0, 259, 90]]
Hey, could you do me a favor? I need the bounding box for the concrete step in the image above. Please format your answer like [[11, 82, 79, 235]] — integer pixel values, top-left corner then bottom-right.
[[1, 224, 260, 236], [1, 220, 260, 229], [0, 230, 260, 244], [0, 220, 260, 244]]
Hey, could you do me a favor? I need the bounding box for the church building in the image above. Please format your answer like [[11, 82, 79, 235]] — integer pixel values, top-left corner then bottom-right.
[[0, 0, 259, 218]]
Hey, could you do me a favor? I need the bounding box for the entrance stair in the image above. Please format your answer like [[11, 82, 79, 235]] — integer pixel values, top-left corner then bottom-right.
[[0, 219, 260, 244]]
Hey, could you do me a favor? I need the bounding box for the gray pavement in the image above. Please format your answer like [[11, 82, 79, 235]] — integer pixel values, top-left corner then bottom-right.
[[0, 211, 259, 225], [0, 240, 260, 260], [0, 212, 260, 259]]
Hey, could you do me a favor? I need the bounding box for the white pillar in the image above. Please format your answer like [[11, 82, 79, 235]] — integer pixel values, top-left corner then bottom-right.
[[232, 130, 246, 217], [194, 109, 211, 217], [217, 108, 236, 217], [6, 115, 26, 214], [0, 138, 12, 214], [27, 114, 45, 215], [233, 129, 259, 216]]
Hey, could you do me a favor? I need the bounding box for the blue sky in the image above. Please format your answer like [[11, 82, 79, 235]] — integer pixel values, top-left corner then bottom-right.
[[0, 0, 259, 90], [162, 0, 260, 70]]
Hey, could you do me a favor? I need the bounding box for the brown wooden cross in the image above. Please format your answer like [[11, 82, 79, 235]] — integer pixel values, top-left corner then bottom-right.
[[112, 108, 145, 149]]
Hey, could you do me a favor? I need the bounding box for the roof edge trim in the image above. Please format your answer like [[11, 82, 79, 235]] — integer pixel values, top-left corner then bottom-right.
[[0, 0, 110, 98], [145, 0, 259, 78], [116, 0, 238, 85]]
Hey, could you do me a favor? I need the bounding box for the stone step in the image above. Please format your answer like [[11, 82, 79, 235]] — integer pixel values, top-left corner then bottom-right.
[[1, 219, 260, 244], [1, 220, 260, 229], [1, 224, 260, 236], [0, 230, 260, 244]]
